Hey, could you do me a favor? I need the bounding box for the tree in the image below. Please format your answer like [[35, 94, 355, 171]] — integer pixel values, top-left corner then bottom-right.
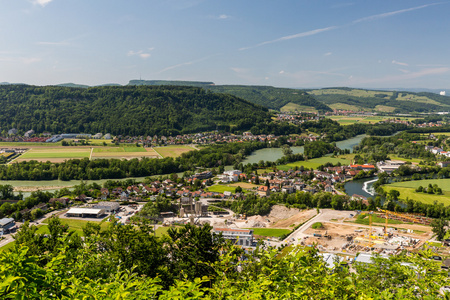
[[431, 218, 448, 241], [281, 144, 293, 156]]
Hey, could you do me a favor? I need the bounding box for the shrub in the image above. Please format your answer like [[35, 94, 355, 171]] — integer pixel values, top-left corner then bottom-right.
[[312, 222, 323, 229]]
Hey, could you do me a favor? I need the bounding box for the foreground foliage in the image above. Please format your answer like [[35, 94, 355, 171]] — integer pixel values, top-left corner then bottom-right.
[[1, 216, 449, 299]]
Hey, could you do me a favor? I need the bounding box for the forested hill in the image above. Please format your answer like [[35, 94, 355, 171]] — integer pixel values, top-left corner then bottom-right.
[[308, 87, 450, 113], [128, 80, 332, 112], [206, 85, 332, 112], [0, 85, 271, 136]]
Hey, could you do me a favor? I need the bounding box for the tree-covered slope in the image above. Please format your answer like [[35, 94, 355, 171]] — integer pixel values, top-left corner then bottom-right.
[[207, 85, 332, 112], [127, 81, 332, 112], [0, 85, 271, 136], [309, 87, 450, 113]]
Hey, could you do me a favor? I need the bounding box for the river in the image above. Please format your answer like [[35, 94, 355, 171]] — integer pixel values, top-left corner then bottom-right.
[[344, 177, 378, 198], [241, 134, 366, 165]]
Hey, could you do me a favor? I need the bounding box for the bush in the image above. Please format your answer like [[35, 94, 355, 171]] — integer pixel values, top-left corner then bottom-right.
[[312, 222, 323, 229]]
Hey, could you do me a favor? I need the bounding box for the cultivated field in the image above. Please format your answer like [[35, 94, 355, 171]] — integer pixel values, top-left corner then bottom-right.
[[153, 145, 196, 158], [91, 146, 159, 159], [328, 115, 418, 126], [17, 147, 91, 163]]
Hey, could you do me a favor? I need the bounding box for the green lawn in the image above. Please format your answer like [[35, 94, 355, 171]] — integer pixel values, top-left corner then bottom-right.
[[387, 155, 423, 164], [0, 240, 15, 251], [154, 226, 180, 237], [207, 185, 237, 193], [41, 217, 108, 236], [277, 156, 352, 171], [383, 179, 450, 205], [93, 147, 146, 153], [248, 228, 292, 237], [20, 148, 91, 159], [354, 213, 403, 225], [387, 179, 450, 191]]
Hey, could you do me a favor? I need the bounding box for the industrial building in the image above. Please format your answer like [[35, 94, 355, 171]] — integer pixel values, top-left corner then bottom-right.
[[94, 201, 120, 213], [0, 218, 15, 231], [213, 228, 254, 247], [65, 208, 105, 218]]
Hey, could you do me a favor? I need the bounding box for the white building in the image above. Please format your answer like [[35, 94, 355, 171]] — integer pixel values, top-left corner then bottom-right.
[[66, 208, 105, 218], [213, 228, 254, 247]]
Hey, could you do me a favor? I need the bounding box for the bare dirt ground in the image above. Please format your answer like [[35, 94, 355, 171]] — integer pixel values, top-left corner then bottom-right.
[[270, 208, 316, 228], [13, 186, 70, 192]]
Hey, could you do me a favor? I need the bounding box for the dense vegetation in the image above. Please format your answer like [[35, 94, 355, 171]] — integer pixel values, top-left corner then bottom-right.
[[309, 87, 450, 112], [0, 85, 271, 136], [2, 217, 448, 299]]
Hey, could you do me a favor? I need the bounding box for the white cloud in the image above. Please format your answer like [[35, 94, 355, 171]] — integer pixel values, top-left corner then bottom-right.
[[219, 14, 230, 19], [31, 0, 53, 7], [399, 69, 410, 74], [324, 52, 332, 56], [239, 26, 337, 51], [352, 3, 441, 24], [351, 67, 450, 85], [127, 48, 153, 59], [279, 70, 285, 74], [392, 60, 409, 66]]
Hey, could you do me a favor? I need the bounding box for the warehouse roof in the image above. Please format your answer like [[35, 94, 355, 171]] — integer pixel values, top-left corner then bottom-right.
[[66, 208, 104, 215]]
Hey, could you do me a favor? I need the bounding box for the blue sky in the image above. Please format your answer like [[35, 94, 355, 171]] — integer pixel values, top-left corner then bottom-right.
[[1, 0, 450, 89]]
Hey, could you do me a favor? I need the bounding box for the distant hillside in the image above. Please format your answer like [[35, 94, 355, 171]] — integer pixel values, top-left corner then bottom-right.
[[0, 85, 271, 136], [128, 80, 214, 88], [55, 83, 90, 88], [206, 85, 332, 112], [308, 87, 450, 113], [127, 80, 332, 112]]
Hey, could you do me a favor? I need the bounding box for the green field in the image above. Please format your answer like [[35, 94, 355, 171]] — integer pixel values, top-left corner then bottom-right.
[[93, 147, 146, 153], [387, 155, 423, 164], [248, 228, 291, 237], [19, 147, 91, 161], [41, 217, 108, 236], [207, 185, 237, 193], [383, 179, 450, 205], [153, 145, 195, 158], [277, 156, 352, 171]]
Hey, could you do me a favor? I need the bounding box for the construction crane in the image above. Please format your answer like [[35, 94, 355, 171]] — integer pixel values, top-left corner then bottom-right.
[[377, 208, 430, 233]]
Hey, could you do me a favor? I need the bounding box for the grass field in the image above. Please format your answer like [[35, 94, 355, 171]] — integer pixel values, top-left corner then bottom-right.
[[153, 145, 195, 158], [93, 146, 146, 153], [328, 115, 418, 126], [207, 185, 237, 193], [227, 182, 259, 189], [375, 105, 396, 112], [248, 228, 291, 237], [387, 155, 423, 164], [383, 179, 450, 205], [277, 156, 352, 171], [42, 217, 108, 236], [328, 103, 366, 112], [18, 147, 91, 162]]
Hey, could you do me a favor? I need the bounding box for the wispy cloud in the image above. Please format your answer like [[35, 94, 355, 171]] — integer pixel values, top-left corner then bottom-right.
[[324, 52, 332, 56], [127, 48, 154, 59], [159, 53, 220, 73], [352, 67, 450, 85], [239, 26, 337, 51], [31, 0, 53, 7], [392, 60, 409, 66], [352, 3, 440, 24], [239, 3, 443, 51], [0, 55, 42, 64]]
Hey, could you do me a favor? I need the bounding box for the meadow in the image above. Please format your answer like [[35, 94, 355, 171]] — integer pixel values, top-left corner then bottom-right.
[[280, 103, 318, 113], [207, 185, 238, 193], [153, 145, 196, 158], [249, 228, 292, 237], [383, 179, 450, 205], [277, 156, 352, 171], [17, 147, 91, 163]]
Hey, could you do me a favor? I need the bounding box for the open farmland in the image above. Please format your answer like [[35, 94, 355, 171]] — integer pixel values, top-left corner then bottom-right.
[[383, 179, 450, 205], [153, 145, 196, 158], [91, 146, 159, 159], [16, 147, 91, 163]]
